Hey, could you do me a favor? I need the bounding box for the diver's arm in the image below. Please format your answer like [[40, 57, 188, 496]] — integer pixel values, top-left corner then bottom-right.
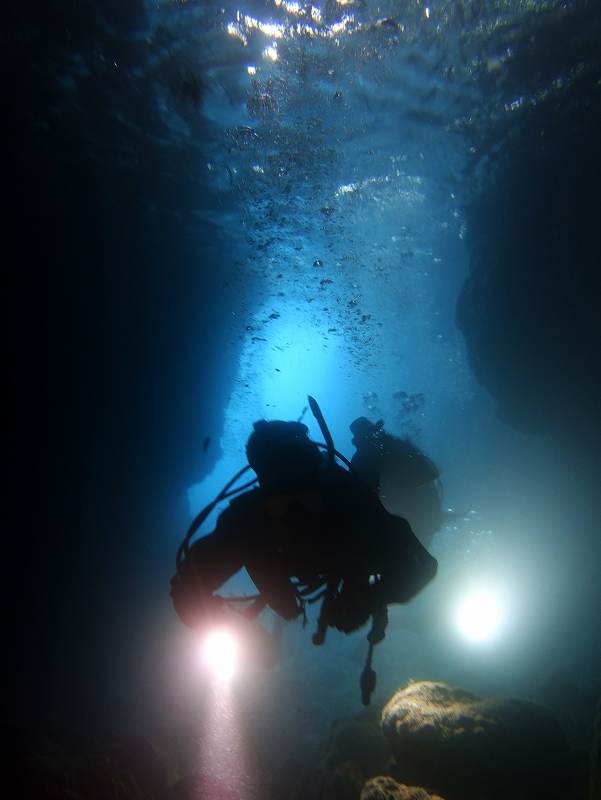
[[170, 517, 245, 629], [244, 552, 303, 621]]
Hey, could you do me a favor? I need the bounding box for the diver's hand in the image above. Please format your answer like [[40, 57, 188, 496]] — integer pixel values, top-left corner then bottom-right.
[[170, 571, 226, 629]]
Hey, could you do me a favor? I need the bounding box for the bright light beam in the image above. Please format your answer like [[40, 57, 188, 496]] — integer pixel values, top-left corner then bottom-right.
[[199, 653, 257, 800], [203, 630, 237, 680], [456, 589, 504, 642]]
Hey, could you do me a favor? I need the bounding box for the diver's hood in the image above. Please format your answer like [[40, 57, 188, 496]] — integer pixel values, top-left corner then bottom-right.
[[246, 420, 321, 487], [350, 416, 383, 437]]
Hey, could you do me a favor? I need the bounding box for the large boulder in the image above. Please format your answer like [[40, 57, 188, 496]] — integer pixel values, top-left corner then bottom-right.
[[380, 681, 571, 799], [361, 776, 445, 800]]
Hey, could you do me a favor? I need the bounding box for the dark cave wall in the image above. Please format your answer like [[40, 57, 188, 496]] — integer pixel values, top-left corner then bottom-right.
[[456, 87, 601, 451]]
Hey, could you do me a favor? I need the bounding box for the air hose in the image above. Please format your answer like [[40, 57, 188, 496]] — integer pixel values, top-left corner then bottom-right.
[[175, 464, 256, 570]]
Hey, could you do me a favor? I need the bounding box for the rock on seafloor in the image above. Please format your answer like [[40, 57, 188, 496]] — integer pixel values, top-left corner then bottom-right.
[[361, 776, 446, 800], [380, 681, 573, 799]]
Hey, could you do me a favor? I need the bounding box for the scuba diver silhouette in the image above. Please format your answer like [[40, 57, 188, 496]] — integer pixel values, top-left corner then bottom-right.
[[171, 398, 437, 704], [350, 416, 449, 549]]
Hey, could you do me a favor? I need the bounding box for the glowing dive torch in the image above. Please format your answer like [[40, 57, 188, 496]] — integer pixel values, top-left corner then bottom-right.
[[455, 586, 505, 643], [202, 629, 238, 681]]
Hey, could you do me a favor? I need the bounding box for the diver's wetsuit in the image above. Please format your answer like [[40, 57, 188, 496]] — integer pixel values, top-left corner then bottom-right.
[[172, 459, 437, 637]]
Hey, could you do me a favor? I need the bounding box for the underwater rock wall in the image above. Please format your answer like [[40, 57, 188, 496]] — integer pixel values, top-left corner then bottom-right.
[[456, 84, 601, 455]]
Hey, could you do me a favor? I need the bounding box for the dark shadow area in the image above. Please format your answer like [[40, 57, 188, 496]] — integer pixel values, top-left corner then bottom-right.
[[4, 0, 232, 724]]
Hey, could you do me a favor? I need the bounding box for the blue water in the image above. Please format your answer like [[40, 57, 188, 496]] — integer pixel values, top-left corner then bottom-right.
[[6, 0, 601, 797]]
